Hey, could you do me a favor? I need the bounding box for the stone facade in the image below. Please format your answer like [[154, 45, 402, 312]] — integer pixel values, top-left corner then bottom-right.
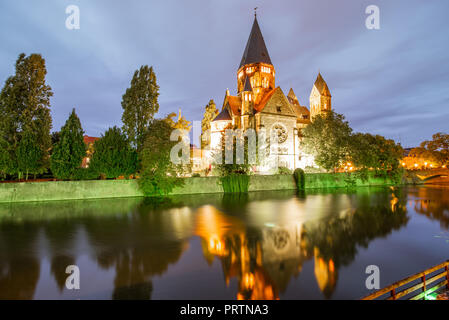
[[206, 16, 332, 172]]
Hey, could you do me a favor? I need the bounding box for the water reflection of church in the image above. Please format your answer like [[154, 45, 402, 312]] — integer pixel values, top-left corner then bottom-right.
[[193, 189, 408, 299], [0, 188, 416, 300]]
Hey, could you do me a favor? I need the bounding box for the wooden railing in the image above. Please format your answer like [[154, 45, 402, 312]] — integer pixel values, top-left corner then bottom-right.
[[362, 260, 449, 300]]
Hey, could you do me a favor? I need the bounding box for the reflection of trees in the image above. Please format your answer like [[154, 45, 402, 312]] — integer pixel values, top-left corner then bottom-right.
[[44, 219, 77, 292], [0, 222, 40, 299], [83, 198, 193, 299], [195, 188, 409, 300], [301, 189, 408, 298], [411, 187, 449, 229], [0, 197, 193, 300]]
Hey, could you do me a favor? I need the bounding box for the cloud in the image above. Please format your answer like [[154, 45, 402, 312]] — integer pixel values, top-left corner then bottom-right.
[[0, 0, 448, 147]]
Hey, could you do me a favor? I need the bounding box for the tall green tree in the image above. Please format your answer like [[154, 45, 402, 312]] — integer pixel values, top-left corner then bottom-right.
[[89, 126, 137, 179], [16, 128, 42, 180], [200, 99, 219, 148], [138, 119, 183, 196], [0, 135, 11, 179], [302, 111, 353, 171], [121, 65, 160, 149], [51, 109, 86, 180], [0, 53, 53, 176]]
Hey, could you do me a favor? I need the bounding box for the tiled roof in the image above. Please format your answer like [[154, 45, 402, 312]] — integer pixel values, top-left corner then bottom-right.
[[227, 96, 242, 116], [83, 135, 99, 145], [314, 73, 331, 97], [212, 108, 232, 121], [254, 88, 277, 112]]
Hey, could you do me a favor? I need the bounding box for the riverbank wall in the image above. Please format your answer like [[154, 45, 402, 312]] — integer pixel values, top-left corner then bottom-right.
[[0, 173, 408, 203]]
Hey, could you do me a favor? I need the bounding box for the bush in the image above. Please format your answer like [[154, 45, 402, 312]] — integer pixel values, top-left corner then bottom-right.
[[293, 168, 305, 191], [138, 119, 184, 196], [191, 173, 201, 177], [90, 126, 137, 179], [71, 167, 98, 181], [277, 166, 292, 175], [220, 174, 250, 193], [51, 109, 86, 180]]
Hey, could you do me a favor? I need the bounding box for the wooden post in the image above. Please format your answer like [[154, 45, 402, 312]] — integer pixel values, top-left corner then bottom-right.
[[422, 274, 426, 297], [444, 264, 449, 289]]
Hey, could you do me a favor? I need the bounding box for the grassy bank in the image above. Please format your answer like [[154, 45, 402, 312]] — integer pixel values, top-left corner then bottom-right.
[[0, 171, 418, 203]]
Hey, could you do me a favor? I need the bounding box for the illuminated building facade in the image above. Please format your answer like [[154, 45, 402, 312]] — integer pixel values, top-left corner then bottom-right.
[[207, 15, 332, 171]]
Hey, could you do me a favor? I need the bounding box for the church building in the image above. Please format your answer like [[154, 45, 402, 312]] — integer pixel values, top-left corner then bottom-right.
[[206, 14, 332, 171]]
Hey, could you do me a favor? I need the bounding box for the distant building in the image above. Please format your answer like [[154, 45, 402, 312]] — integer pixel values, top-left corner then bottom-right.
[[81, 135, 99, 168], [204, 15, 332, 171]]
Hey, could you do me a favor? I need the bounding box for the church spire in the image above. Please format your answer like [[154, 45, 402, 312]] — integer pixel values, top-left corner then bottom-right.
[[239, 15, 272, 69]]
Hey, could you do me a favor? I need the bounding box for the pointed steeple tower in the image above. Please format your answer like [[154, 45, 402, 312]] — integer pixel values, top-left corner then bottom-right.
[[287, 88, 299, 105], [313, 73, 331, 97], [239, 16, 272, 69], [310, 72, 332, 120], [237, 14, 275, 102]]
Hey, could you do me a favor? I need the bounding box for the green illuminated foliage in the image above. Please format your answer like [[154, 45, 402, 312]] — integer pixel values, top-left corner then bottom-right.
[[51, 109, 86, 180], [138, 119, 183, 196], [302, 111, 352, 171], [0, 53, 53, 176], [121, 65, 160, 150], [90, 126, 137, 179]]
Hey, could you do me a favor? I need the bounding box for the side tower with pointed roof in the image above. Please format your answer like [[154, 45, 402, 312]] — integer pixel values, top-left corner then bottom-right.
[[309, 73, 332, 120]]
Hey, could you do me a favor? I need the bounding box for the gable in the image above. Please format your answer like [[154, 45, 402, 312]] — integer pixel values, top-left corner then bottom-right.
[[259, 87, 296, 117]]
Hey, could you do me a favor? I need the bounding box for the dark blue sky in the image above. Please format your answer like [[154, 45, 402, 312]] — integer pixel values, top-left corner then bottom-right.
[[1, 0, 448, 147]]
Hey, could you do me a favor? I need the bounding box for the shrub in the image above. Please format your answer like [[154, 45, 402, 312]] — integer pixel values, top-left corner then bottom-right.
[[90, 126, 137, 179], [191, 173, 201, 177], [293, 168, 305, 191], [138, 119, 184, 196], [71, 167, 98, 181], [277, 166, 292, 175], [51, 109, 86, 180], [220, 174, 250, 193]]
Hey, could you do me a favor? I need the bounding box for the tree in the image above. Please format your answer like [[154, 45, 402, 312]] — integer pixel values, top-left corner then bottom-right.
[[163, 109, 192, 131], [89, 126, 137, 179], [302, 111, 353, 171], [121, 65, 160, 149], [16, 128, 42, 180], [0, 135, 12, 179], [138, 119, 183, 196], [200, 99, 219, 148], [419, 133, 449, 166], [350, 133, 403, 177], [0, 53, 53, 176], [51, 109, 86, 180]]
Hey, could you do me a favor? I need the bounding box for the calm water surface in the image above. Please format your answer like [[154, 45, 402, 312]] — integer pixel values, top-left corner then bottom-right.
[[0, 185, 448, 300]]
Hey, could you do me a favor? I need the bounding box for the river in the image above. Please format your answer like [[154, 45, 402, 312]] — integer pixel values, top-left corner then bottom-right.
[[0, 185, 448, 299]]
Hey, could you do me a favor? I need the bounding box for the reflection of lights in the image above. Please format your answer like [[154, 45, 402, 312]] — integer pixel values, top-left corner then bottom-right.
[[264, 223, 276, 228], [208, 236, 226, 256], [329, 259, 335, 273], [242, 273, 255, 290]]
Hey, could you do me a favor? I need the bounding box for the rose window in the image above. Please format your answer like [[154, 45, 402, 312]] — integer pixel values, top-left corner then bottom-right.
[[272, 123, 288, 144]]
